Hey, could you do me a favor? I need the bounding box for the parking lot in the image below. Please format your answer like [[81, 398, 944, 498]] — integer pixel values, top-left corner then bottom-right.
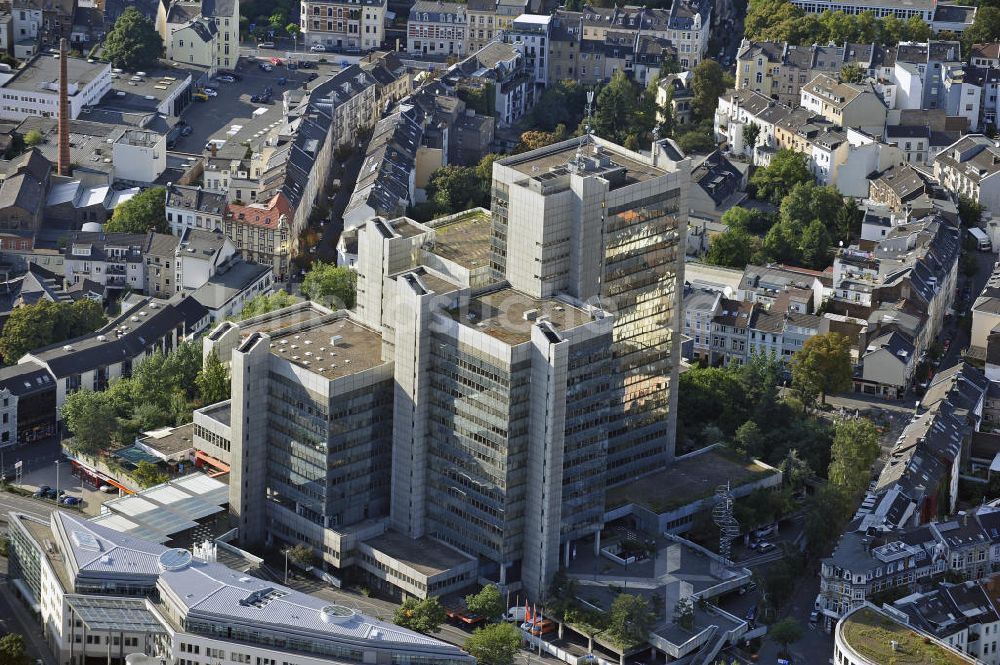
[[169, 56, 345, 154]]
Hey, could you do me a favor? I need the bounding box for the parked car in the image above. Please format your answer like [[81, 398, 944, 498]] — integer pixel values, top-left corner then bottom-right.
[[217, 69, 242, 81], [60, 496, 82, 506], [270, 57, 283, 66], [192, 91, 208, 101], [809, 611, 819, 625], [217, 75, 236, 83], [204, 87, 218, 97], [99, 484, 117, 493], [33, 485, 51, 498], [757, 542, 776, 553], [181, 125, 193, 136], [753, 523, 778, 539], [258, 41, 276, 49], [259, 63, 273, 72], [310, 43, 327, 52], [299, 60, 316, 68]]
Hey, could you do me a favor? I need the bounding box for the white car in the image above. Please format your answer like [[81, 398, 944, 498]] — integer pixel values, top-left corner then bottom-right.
[[217, 75, 236, 83], [204, 88, 218, 97], [310, 43, 327, 52], [98, 484, 116, 493]]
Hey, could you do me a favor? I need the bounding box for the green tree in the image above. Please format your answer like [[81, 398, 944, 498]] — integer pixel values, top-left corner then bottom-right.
[[742, 122, 761, 151], [803, 484, 853, 557], [62, 390, 119, 455], [691, 59, 727, 122], [734, 420, 765, 458], [605, 594, 654, 651], [106, 186, 168, 233], [780, 449, 812, 489], [196, 349, 230, 405], [285, 543, 314, 567], [965, 7, 1000, 46], [750, 149, 812, 203], [593, 71, 639, 145], [676, 129, 715, 154], [799, 218, 831, 269], [285, 22, 300, 38], [879, 14, 904, 44], [0, 299, 105, 362], [828, 417, 880, 498], [133, 460, 168, 488], [769, 617, 804, 653], [240, 290, 297, 319], [465, 584, 505, 622], [393, 597, 447, 633], [527, 79, 588, 133], [463, 623, 522, 665], [302, 261, 357, 308], [721, 205, 772, 235], [0, 633, 31, 665], [565, 607, 606, 652], [705, 227, 762, 269], [23, 129, 43, 147], [840, 62, 865, 83], [421, 164, 490, 218], [102, 7, 163, 70], [959, 195, 985, 228], [791, 332, 853, 405], [268, 9, 287, 33], [762, 221, 801, 265], [516, 125, 568, 153], [903, 14, 931, 41], [672, 597, 694, 630]]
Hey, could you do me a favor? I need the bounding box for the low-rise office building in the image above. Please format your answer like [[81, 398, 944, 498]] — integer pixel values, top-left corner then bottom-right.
[[0, 52, 111, 121], [7, 509, 475, 665]]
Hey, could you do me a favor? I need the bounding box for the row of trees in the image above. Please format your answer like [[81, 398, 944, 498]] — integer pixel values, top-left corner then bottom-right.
[[0, 299, 105, 363], [706, 151, 861, 270], [62, 342, 230, 456], [745, 0, 932, 45]]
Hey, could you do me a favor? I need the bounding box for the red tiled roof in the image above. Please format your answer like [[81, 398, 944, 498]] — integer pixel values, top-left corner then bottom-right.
[[226, 192, 294, 229]]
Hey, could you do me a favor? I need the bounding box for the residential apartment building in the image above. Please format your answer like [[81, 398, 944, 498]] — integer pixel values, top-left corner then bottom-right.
[[505, 14, 550, 88], [7, 510, 474, 665], [165, 183, 226, 234], [300, 0, 386, 52], [20, 295, 208, 412], [224, 193, 293, 280], [407, 0, 466, 57], [666, 0, 710, 69], [799, 73, 887, 136], [682, 285, 721, 361], [465, 0, 496, 54], [935, 135, 1000, 220], [735, 40, 850, 107], [63, 231, 152, 291], [891, 582, 1000, 665], [156, 0, 240, 71]]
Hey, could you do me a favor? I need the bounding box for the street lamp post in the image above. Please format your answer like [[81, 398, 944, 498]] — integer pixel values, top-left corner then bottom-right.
[[55, 459, 60, 503], [284, 548, 289, 584]]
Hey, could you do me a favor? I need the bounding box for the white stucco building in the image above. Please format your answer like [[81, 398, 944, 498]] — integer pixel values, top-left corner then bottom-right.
[[0, 53, 111, 121]]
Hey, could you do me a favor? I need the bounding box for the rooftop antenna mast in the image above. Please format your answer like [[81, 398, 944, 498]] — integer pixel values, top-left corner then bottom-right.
[[577, 89, 596, 166]]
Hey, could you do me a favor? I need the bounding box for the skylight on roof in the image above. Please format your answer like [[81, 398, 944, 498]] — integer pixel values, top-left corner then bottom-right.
[[72, 530, 103, 552]]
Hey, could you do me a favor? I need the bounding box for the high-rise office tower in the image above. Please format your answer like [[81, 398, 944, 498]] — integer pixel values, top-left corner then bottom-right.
[[490, 135, 689, 485], [206, 135, 688, 600]]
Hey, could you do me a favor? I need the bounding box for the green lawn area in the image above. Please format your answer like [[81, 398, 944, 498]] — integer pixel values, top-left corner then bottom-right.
[[841, 608, 972, 665], [605, 447, 777, 514]]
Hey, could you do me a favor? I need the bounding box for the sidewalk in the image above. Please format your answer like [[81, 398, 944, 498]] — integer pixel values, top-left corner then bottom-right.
[[0, 579, 56, 665]]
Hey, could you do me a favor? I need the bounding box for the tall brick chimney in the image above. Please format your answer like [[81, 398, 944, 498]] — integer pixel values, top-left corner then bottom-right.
[[57, 38, 71, 177]]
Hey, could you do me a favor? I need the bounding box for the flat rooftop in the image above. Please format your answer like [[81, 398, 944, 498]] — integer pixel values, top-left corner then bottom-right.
[[198, 400, 231, 428], [138, 423, 195, 457], [270, 319, 386, 380], [3, 53, 108, 94], [365, 531, 475, 578], [500, 135, 665, 185], [606, 448, 777, 513], [450, 288, 593, 345], [239, 302, 323, 336], [20, 514, 74, 592], [840, 607, 973, 665], [429, 210, 492, 270], [109, 66, 195, 109]]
